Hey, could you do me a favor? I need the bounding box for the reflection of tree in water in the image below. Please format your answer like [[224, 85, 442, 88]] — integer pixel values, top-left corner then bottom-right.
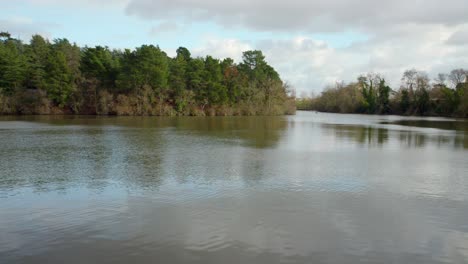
[[107, 126, 166, 190], [401, 130, 467, 149], [323, 124, 389, 147], [398, 131, 427, 148], [382, 119, 468, 149], [0, 116, 288, 193], [168, 116, 288, 149], [323, 123, 467, 149], [454, 133, 468, 149], [0, 127, 109, 192], [381, 120, 468, 132], [0, 120, 168, 193], [16, 115, 288, 149], [154, 117, 288, 186]]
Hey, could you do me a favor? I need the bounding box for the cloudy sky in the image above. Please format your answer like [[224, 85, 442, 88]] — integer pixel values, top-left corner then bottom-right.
[[2, 0, 468, 95]]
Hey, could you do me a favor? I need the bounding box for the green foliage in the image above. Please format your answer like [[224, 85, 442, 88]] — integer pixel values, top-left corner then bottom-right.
[[358, 76, 377, 113], [52, 39, 81, 78], [435, 86, 457, 114], [0, 32, 12, 42], [117, 45, 169, 92], [187, 58, 206, 100], [457, 84, 468, 116], [169, 55, 188, 96], [174, 89, 195, 114], [297, 82, 363, 113], [44, 49, 74, 106], [302, 68, 468, 118], [414, 87, 430, 115], [204, 56, 227, 105], [377, 79, 391, 114], [0, 33, 293, 115], [221, 58, 242, 104], [25, 35, 49, 90], [400, 89, 410, 113], [239, 50, 280, 82], [0, 38, 27, 95], [176, 47, 191, 61], [81, 46, 120, 87]]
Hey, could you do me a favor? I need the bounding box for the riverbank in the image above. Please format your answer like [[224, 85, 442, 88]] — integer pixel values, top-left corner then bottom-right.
[[296, 74, 468, 118], [296, 109, 468, 120], [0, 91, 296, 116], [0, 33, 295, 117]]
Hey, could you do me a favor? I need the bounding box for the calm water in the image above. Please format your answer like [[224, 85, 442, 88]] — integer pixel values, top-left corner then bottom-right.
[[1, 112, 468, 264]]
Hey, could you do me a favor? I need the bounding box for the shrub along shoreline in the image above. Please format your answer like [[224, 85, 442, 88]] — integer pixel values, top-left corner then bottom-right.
[[297, 70, 468, 118], [0, 32, 295, 116]]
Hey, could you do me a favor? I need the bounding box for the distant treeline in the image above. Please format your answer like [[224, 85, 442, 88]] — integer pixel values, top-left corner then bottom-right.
[[297, 69, 468, 117], [0, 32, 295, 116]]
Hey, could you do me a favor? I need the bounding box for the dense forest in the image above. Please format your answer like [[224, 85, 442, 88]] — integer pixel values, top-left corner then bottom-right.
[[0, 32, 295, 116], [297, 69, 468, 117]]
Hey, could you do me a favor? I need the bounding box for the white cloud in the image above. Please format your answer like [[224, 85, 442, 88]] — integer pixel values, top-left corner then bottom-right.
[[447, 25, 468, 46], [4, 0, 468, 94], [0, 16, 59, 40], [120, 0, 468, 93], [192, 37, 253, 62], [124, 0, 468, 33], [12, 0, 129, 9], [193, 23, 468, 95], [149, 22, 181, 36]]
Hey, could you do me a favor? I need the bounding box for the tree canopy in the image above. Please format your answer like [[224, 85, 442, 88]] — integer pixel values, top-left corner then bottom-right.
[[297, 69, 468, 118], [0, 33, 295, 116]]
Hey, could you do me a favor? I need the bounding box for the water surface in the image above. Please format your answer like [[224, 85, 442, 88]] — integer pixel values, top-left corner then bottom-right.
[[1, 112, 468, 263]]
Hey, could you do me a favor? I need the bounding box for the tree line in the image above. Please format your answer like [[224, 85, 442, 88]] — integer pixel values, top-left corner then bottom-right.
[[0, 32, 295, 116], [297, 69, 468, 117]]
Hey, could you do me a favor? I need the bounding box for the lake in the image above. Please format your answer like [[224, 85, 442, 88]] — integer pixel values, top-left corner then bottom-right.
[[1, 111, 467, 264]]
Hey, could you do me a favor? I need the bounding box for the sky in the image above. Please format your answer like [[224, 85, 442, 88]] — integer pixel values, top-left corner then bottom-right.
[[1, 0, 468, 96]]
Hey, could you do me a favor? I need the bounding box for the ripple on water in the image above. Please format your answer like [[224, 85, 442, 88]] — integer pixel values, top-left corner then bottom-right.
[[1, 113, 468, 264]]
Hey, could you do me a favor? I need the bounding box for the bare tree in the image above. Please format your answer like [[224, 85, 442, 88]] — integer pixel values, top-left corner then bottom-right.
[[335, 80, 345, 90], [448, 69, 467, 87], [416, 72, 430, 91], [284, 82, 296, 99], [299, 90, 308, 99], [401, 69, 418, 93], [358, 73, 382, 91], [434, 73, 448, 86]]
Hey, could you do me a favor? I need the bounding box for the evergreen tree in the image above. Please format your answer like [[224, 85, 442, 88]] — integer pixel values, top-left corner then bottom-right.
[[25, 35, 49, 90], [204, 56, 227, 105], [0, 33, 293, 115], [45, 49, 74, 106], [117, 45, 169, 92], [0, 38, 27, 95], [377, 79, 391, 114], [81, 46, 120, 87]]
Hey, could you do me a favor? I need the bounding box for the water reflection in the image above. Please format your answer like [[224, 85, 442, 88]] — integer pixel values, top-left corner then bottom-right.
[[3, 187, 468, 264], [322, 123, 468, 149], [1, 112, 468, 264], [0, 115, 287, 149], [381, 119, 468, 131], [322, 124, 389, 146], [384, 119, 468, 149], [0, 116, 288, 193]]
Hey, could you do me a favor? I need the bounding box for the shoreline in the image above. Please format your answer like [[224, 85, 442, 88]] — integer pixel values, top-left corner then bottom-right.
[[295, 109, 468, 120]]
